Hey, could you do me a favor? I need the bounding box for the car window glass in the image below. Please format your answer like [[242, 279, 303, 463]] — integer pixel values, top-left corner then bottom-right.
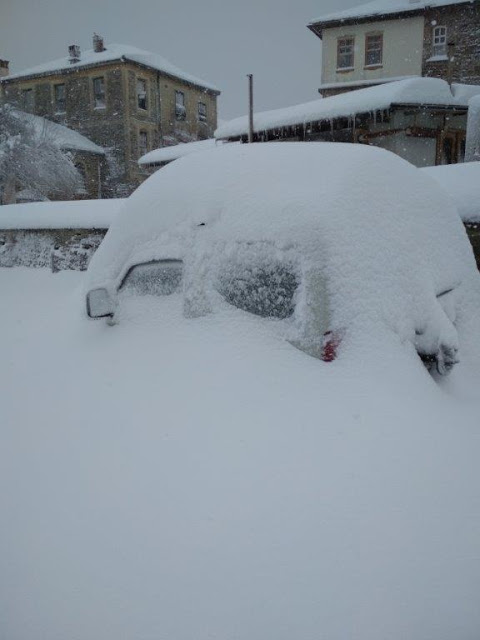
[[120, 260, 183, 296], [216, 254, 299, 319]]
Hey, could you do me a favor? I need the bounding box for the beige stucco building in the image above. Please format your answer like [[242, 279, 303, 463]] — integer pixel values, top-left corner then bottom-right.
[[319, 16, 425, 92], [308, 0, 480, 97]]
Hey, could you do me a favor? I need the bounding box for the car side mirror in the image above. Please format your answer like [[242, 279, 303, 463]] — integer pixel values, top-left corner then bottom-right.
[[86, 287, 114, 318]]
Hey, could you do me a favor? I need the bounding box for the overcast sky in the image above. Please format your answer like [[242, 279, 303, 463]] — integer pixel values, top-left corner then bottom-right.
[[1, 0, 359, 120]]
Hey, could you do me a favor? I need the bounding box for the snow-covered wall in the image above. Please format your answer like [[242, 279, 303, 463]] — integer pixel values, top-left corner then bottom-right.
[[0, 229, 106, 271]]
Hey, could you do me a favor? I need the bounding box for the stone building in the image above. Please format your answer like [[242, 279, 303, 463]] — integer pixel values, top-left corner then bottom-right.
[[308, 0, 480, 98], [0, 35, 220, 197]]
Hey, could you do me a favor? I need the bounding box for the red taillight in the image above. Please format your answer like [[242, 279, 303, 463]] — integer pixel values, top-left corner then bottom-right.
[[322, 330, 342, 362]]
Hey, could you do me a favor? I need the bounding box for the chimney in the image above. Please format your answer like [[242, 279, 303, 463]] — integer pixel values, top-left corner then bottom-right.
[[93, 33, 105, 53], [68, 44, 81, 63], [0, 59, 9, 78]]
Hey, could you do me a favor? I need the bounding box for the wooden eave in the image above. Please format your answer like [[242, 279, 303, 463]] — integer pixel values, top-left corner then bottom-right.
[[390, 102, 468, 115]]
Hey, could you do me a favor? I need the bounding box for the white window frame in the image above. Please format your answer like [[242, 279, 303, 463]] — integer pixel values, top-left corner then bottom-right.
[[198, 101, 207, 122], [433, 26, 447, 57], [365, 33, 383, 67], [54, 83, 66, 114], [138, 130, 148, 157], [175, 90, 186, 120], [337, 37, 355, 70], [137, 78, 147, 111], [93, 76, 106, 110]]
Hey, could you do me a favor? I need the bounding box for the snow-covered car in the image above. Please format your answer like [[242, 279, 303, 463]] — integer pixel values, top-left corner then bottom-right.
[[85, 143, 479, 375]]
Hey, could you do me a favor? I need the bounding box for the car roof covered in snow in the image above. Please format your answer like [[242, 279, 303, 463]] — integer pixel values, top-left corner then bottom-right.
[[86, 142, 477, 337], [215, 78, 469, 140], [3, 43, 220, 93], [0, 199, 125, 230], [422, 162, 480, 224], [309, 0, 471, 29]]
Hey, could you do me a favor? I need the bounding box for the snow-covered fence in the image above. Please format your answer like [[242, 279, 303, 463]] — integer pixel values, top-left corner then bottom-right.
[[0, 199, 123, 271], [0, 228, 106, 271]]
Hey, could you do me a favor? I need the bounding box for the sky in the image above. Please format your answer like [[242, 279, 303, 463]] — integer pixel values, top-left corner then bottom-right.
[[1, 0, 360, 121]]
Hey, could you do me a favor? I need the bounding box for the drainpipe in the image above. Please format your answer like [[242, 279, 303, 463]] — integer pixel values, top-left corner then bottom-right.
[[447, 40, 456, 88], [247, 74, 254, 143]]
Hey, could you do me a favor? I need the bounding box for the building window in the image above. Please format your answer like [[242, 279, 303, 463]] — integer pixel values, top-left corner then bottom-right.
[[137, 78, 147, 110], [175, 91, 186, 120], [337, 37, 355, 70], [198, 102, 207, 122], [54, 83, 66, 113], [365, 33, 383, 67], [138, 130, 148, 157], [433, 26, 447, 57], [93, 77, 106, 109], [22, 88, 34, 112]]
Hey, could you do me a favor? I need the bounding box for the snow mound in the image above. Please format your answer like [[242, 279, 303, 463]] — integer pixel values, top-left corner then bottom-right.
[[87, 142, 480, 365], [422, 162, 480, 223]]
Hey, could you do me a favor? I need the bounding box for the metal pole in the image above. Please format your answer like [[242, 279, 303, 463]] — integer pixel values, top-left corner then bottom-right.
[[247, 74, 254, 143], [97, 159, 102, 199], [447, 40, 455, 87]]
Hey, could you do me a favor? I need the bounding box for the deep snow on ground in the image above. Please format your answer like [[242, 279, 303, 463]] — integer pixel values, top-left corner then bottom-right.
[[1, 268, 480, 640]]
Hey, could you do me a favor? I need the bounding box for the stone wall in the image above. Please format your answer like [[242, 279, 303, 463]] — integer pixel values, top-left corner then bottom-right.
[[422, 3, 480, 85]]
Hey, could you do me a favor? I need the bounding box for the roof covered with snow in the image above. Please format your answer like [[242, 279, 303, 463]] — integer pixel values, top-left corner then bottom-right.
[[0, 198, 124, 230], [309, 0, 471, 28], [215, 77, 469, 140], [11, 109, 105, 154], [138, 139, 232, 166], [3, 43, 220, 93], [422, 161, 480, 223]]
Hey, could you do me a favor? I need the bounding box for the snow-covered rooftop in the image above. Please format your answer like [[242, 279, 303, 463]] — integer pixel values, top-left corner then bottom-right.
[[309, 0, 471, 27], [3, 43, 220, 93], [0, 198, 124, 230], [11, 109, 105, 154], [215, 77, 470, 140], [138, 139, 231, 166], [318, 75, 418, 91], [422, 162, 480, 224]]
